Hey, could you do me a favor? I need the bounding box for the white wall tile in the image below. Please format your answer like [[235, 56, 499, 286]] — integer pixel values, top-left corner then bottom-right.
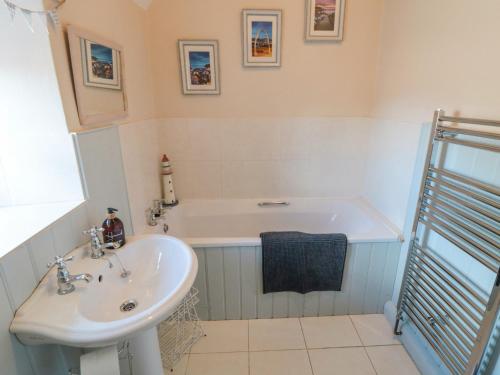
[[0, 276, 34, 375], [278, 118, 312, 160], [187, 118, 222, 161], [156, 117, 371, 201], [69, 203, 90, 247], [51, 213, 79, 257], [363, 119, 423, 229], [119, 120, 161, 234], [159, 118, 191, 161], [277, 160, 311, 197], [222, 161, 280, 198], [74, 127, 133, 235], [0, 243, 37, 310], [28, 227, 57, 282], [219, 118, 280, 162]]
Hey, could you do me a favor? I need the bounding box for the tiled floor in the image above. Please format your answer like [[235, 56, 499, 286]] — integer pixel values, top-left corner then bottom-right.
[[164, 314, 421, 375]]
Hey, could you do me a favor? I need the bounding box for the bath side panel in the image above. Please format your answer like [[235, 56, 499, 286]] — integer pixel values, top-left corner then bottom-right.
[[194, 241, 401, 320]]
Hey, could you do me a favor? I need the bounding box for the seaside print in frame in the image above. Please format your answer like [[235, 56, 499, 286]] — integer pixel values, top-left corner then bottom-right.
[[305, 0, 345, 41], [243, 9, 282, 67], [82, 39, 121, 90], [179, 40, 220, 95]]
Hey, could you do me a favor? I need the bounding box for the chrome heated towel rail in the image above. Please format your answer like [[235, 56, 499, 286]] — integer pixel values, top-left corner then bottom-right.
[[394, 109, 500, 375]]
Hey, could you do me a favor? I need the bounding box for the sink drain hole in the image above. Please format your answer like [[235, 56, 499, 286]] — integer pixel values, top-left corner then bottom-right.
[[120, 299, 138, 312]]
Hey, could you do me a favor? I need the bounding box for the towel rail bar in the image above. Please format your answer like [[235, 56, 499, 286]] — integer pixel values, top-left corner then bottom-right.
[[419, 210, 498, 264], [437, 125, 500, 140], [429, 166, 500, 196], [426, 175, 500, 209], [420, 203, 499, 249], [395, 109, 500, 375], [407, 263, 482, 328], [404, 297, 469, 366], [422, 193, 500, 236], [404, 306, 465, 375], [418, 217, 497, 272], [435, 135, 500, 153], [406, 271, 480, 334], [405, 274, 477, 345], [424, 185, 499, 222], [413, 244, 489, 306], [438, 115, 500, 127], [404, 283, 475, 350], [410, 252, 485, 315]]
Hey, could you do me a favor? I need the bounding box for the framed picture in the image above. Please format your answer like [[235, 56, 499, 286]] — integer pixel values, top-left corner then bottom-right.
[[178, 40, 220, 95], [305, 0, 345, 41], [242, 9, 282, 67], [82, 39, 121, 90]]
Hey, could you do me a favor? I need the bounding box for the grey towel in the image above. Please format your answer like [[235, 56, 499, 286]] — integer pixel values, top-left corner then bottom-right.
[[261, 231, 347, 294]]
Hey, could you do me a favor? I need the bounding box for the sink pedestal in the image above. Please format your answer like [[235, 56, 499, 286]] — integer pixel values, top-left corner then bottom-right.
[[128, 327, 164, 375]]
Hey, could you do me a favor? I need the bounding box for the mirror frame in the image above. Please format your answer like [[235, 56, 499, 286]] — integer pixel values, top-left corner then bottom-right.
[[67, 25, 128, 126]]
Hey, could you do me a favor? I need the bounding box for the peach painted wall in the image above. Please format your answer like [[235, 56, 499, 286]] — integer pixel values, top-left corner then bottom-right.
[[146, 0, 383, 118], [50, 0, 156, 132], [372, 0, 500, 121]]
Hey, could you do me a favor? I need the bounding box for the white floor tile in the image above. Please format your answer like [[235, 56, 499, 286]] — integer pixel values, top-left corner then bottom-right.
[[366, 345, 420, 375], [300, 316, 362, 348], [350, 314, 402, 346], [309, 347, 376, 375], [186, 352, 248, 375], [164, 353, 188, 374], [249, 318, 306, 351], [190, 320, 248, 353], [250, 350, 312, 375]]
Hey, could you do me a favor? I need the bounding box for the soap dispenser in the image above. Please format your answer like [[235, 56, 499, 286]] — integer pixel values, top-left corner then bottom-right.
[[102, 208, 126, 248]]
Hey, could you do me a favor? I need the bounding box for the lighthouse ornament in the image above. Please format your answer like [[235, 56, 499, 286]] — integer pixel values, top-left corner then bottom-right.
[[161, 154, 178, 206]]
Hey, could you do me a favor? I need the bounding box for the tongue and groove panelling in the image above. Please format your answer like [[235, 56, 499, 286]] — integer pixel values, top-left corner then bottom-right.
[[192, 241, 401, 321]]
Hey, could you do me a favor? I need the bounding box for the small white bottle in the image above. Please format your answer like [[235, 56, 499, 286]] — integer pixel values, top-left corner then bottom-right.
[[161, 154, 177, 206]]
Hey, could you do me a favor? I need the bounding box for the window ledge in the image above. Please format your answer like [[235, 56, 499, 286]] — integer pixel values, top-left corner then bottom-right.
[[0, 200, 85, 258]]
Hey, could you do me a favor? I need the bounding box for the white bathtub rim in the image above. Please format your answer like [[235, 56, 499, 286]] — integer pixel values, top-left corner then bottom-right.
[[183, 235, 402, 248]]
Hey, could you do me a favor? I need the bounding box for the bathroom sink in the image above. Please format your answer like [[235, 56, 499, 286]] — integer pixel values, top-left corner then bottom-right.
[[10, 234, 198, 348]]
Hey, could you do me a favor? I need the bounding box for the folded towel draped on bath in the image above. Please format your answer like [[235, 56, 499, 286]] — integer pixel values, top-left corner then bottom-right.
[[261, 231, 348, 294]]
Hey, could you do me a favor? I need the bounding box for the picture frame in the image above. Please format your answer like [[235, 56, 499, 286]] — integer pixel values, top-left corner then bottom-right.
[[242, 9, 282, 67], [82, 39, 121, 90], [305, 0, 345, 41], [67, 25, 128, 126], [178, 40, 221, 95]]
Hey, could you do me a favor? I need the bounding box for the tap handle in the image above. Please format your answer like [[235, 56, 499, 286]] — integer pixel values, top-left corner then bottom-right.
[[83, 226, 104, 236], [47, 255, 73, 269]]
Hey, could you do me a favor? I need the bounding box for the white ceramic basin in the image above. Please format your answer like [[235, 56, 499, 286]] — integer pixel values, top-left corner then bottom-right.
[[10, 234, 198, 348]]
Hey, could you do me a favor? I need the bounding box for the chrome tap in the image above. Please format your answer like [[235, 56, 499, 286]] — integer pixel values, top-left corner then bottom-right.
[[47, 256, 93, 295], [83, 226, 120, 259], [83, 226, 131, 277], [147, 200, 164, 226]]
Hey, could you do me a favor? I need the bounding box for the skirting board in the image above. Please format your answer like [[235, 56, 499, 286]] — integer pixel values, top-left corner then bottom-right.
[[384, 301, 449, 375]]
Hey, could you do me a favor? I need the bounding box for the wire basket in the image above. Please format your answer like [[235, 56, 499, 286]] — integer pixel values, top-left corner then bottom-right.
[[158, 287, 204, 371]]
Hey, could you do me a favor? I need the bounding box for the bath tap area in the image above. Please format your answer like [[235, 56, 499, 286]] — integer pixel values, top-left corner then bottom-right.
[[0, 1, 499, 375]]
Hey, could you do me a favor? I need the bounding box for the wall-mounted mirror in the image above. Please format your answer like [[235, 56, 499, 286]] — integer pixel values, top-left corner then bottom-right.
[[67, 25, 128, 126]]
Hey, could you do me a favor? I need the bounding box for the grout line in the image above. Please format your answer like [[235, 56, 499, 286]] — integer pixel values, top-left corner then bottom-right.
[[247, 319, 250, 375], [189, 342, 403, 356], [363, 346, 379, 375], [298, 318, 315, 375], [349, 315, 365, 346], [349, 315, 379, 375]]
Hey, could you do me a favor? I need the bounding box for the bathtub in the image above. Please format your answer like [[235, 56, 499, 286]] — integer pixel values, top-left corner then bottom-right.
[[156, 197, 403, 320]]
